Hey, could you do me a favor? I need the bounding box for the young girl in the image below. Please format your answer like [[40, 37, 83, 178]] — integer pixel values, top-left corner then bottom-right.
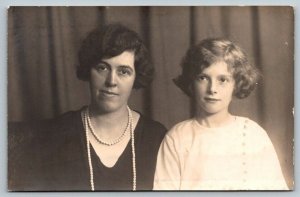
[[153, 38, 288, 190]]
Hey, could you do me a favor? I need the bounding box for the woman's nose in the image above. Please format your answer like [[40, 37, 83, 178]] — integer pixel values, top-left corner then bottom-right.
[[105, 71, 117, 87]]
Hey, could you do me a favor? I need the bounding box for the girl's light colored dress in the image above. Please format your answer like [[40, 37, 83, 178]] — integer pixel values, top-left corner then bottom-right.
[[154, 116, 288, 190]]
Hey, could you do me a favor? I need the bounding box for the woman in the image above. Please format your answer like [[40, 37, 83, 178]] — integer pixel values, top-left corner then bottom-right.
[[8, 24, 167, 191], [153, 38, 288, 190]]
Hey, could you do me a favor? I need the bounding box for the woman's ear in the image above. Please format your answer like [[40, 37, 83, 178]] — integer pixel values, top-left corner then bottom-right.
[[188, 83, 194, 97]]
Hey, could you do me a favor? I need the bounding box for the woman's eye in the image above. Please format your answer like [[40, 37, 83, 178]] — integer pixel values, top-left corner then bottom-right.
[[196, 75, 207, 81], [118, 67, 132, 76], [95, 64, 108, 72]]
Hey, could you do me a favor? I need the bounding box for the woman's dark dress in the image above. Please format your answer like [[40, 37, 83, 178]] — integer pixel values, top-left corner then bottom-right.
[[8, 109, 167, 191]]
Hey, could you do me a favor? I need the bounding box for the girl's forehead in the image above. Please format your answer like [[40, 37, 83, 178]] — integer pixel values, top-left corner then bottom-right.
[[201, 60, 232, 74]]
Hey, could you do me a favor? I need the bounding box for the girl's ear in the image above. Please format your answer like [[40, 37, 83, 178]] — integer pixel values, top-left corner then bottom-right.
[[232, 80, 238, 98], [232, 85, 236, 96]]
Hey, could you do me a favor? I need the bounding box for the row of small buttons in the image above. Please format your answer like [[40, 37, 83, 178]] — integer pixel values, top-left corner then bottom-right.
[[242, 120, 248, 184]]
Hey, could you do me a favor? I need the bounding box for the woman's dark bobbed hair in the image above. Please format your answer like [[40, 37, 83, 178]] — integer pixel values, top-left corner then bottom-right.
[[77, 23, 153, 89], [174, 38, 260, 99]]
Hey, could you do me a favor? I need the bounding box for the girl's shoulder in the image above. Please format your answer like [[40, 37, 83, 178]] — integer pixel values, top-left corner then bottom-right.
[[235, 116, 272, 146], [170, 118, 194, 129], [235, 116, 266, 132], [165, 119, 198, 139]]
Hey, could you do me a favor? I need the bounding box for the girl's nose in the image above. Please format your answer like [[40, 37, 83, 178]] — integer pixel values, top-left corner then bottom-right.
[[207, 80, 217, 94]]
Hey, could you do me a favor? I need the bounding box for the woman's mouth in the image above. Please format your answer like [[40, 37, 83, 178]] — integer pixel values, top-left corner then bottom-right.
[[100, 90, 119, 97]]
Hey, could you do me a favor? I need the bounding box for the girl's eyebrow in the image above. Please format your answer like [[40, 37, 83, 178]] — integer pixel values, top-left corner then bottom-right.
[[219, 74, 232, 77], [197, 73, 233, 78]]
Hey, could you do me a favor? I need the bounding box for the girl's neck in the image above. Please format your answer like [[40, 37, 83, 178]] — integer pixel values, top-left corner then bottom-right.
[[195, 110, 234, 128]]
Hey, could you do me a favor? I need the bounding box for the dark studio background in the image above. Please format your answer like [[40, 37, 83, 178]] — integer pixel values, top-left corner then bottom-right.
[[7, 6, 294, 189]]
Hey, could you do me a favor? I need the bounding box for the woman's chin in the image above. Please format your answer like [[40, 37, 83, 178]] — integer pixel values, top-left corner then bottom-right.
[[92, 102, 125, 113]]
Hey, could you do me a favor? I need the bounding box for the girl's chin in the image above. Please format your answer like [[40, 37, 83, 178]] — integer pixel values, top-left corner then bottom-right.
[[199, 106, 228, 116]]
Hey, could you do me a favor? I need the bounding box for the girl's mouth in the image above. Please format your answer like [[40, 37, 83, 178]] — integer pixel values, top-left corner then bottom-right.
[[204, 97, 220, 102]]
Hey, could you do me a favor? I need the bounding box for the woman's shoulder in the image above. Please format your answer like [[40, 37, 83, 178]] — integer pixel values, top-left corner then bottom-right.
[[134, 114, 168, 148], [8, 108, 84, 148], [137, 114, 168, 135], [50, 107, 84, 125], [8, 108, 86, 191]]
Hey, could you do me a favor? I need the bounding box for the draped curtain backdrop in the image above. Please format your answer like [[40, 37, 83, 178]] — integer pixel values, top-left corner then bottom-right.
[[8, 6, 294, 189]]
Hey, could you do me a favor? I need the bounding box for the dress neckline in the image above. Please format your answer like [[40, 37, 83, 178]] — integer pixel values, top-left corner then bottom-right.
[[87, 111, 143, 169], [193, 116, 241, 131]]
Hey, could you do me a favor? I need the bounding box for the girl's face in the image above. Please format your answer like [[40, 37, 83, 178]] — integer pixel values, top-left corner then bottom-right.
[[89, 50, 136, 113], [193, 61, 235, 116]]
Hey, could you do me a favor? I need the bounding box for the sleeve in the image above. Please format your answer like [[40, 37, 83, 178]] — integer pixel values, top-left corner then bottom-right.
[[261, 135, 289, 189], [251, 122, 289, 190], [153, 134, 181, 190]]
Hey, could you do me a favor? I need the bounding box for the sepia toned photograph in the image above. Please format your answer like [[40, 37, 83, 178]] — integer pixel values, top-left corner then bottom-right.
[[7, 6, 294, 191]]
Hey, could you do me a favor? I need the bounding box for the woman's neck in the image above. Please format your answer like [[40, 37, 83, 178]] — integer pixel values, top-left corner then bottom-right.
[[88, 105, 129, 138], [195, 110, 234, 128]]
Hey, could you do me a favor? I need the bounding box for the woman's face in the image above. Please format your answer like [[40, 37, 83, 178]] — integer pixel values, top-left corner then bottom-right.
[[193, 61, 235, 116], [89, 50, 136, 113]]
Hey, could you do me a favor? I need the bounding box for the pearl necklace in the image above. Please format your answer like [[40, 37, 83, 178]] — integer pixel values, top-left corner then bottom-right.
[[86, 107, 130, 146], [83, 106, 137, 191]]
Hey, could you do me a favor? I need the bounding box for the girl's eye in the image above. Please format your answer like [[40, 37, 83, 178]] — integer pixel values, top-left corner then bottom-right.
[[219, 77, 231, 83], [219, 78, 228, 83]]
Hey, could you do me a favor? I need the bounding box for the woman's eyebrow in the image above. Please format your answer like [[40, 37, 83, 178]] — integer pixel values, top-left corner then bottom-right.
[[197, 73, 208, 76], [96, 61, 111, 67], [118, 65, 134, 71]]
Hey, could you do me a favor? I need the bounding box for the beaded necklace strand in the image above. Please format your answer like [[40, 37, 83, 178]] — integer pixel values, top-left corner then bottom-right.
[[83, 106, 136, 191], [86, 107, 130, 146]]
